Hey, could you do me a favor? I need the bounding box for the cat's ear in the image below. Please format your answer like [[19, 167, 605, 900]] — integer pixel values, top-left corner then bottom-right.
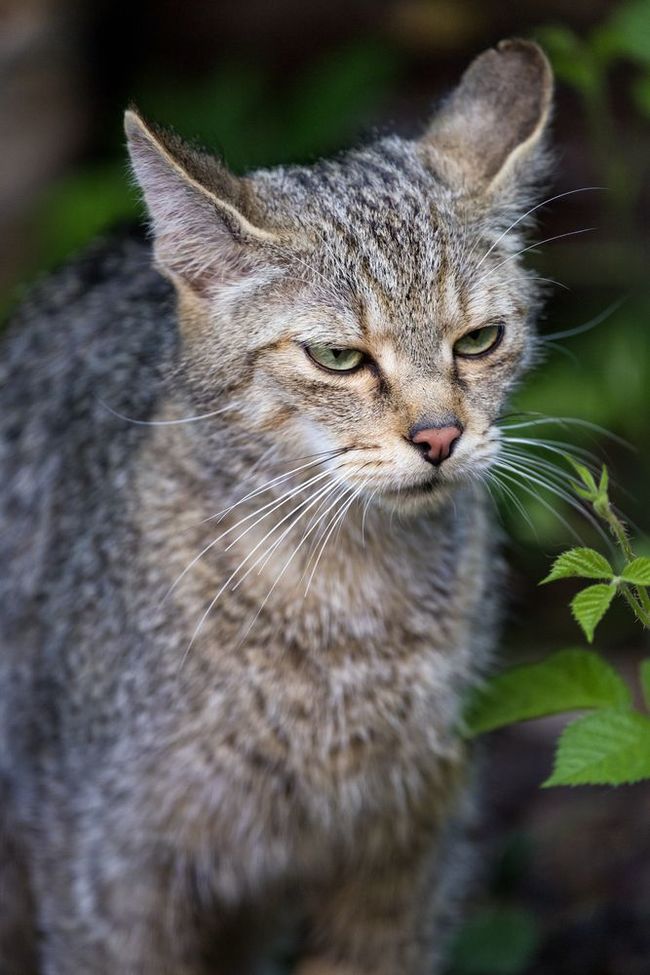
[[419, 39, 553, 196], [125, 109, 278, 295]]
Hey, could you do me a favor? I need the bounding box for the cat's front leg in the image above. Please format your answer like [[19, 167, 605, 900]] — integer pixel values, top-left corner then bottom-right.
[[32, 826, 211, 975]]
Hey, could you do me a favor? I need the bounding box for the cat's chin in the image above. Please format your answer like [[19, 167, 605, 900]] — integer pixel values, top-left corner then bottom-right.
[[373, 478, 457, 516]]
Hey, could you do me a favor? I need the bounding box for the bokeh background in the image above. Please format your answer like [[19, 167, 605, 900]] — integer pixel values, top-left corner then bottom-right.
[[1, 1, 649, 972]]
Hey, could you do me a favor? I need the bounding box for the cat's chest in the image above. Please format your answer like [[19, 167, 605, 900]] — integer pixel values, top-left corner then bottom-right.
[[184, 497, 491, 747]]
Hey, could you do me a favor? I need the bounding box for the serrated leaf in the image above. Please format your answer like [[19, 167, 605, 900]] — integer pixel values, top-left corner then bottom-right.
[[544, 709, 650, 786], [570, 584, 616, 642], [464, 649, 631, 736], [541, 547, 614, 584], [640, 660, 650, 712], [605, 0, 650, 67], [621, 557, 650, 586]]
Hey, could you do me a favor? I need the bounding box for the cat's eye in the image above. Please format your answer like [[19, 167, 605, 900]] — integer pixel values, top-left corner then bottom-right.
[[305, 344, 366, 373], [453, 324, 504, 358]]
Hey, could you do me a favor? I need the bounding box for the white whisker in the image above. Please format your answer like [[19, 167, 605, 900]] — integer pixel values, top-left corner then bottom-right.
[[230, 477, 346, 592], [162, 468, 335, 605], [494, 458, 612, 550], [181, 476, 346, 662], [304, 481, 367, 597], [484, 469, 538, 536], [541, 297, 626, 342], [202, 449, 345, 526], [361, 488, 379, 545], [477, 227, 595, 285], [98, 399, 241, 426], [474, 186, 603, 270], [492, 465, 586, 546], [500, 414, 630, 448]]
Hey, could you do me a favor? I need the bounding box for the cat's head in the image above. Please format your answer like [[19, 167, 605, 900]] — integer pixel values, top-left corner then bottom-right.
[[127, 39, 552, 513]]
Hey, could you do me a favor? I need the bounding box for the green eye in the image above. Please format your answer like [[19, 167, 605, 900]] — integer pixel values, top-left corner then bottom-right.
[[305, 344, 365, 373], [453, 324, 504, 358]]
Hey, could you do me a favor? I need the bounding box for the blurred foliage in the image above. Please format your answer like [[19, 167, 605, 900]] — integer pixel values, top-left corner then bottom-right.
[[448, 905, 540, 975], [24, 40, 401, 278], [536, 0, 650, 215]]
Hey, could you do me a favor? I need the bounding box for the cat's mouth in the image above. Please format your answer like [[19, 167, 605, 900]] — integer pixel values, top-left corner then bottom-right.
[[383, 476, 441, 499], [373, 474, 458, 514]]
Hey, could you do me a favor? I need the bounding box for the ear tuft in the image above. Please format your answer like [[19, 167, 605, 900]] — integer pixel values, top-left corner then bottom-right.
[[125, 108, 277, 295], [420, 39, 553, 195]]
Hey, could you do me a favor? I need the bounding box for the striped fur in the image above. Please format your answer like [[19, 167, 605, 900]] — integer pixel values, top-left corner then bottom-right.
[[0, 41, 552, 974]]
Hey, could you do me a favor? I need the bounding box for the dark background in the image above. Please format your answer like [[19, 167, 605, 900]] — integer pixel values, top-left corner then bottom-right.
[[2, 1, 649, 972]]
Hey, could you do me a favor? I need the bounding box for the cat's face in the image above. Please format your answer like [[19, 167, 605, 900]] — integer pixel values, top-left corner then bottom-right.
[[127, 40, 552, 513]]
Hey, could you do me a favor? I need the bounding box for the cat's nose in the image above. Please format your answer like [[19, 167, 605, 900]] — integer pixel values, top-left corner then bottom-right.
[[409, 424, 462, 465]]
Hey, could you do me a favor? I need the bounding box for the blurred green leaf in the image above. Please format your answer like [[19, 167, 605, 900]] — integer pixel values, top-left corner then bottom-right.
[[632, 72, 650, 116], [535, 25, 601, 95], [138, 63, 271, 170], [37, 163, 137, 268], [640, 659, 650, 711], [136, 40, 401, 170], [464, 649, 631, 736], [282, 40, 401, 160], [602, 0, 650, 66], [449, 906, 540, 975], [544, 708, 650, 786]]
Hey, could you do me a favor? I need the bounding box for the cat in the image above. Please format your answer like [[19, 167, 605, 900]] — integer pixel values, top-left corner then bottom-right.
[[0, 39, 552, 975]]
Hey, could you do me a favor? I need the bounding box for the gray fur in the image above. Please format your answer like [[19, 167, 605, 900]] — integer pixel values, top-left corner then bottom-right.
[[0, 41, 552, 974]]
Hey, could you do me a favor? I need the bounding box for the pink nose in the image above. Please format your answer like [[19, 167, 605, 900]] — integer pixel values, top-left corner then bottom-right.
[[411, 425, 462, 465]]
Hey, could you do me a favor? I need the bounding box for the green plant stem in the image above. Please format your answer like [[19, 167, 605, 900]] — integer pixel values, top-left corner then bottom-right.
[[620, 586, 650, 627], [596, 499, 650, 622]]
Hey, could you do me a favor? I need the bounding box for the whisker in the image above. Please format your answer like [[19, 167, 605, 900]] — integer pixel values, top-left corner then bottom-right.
[[181, 476, 345, 661], [541, 296, 626, 342], [202, 449, 347, 526], [501, 435, 602, 464], [494, 458, 613, 551], [492, 465, 587, 547], [484, 469, 539, 537], [498, 453, 591, 508], [361, 487, 379, 545], [164, 467, 337, 604], [530, 275, 572, 293], [474, 186, 604, 270], [230, 482, 356, 650], [500, 445, 595, 483], [229, 477, 346, 593], [304, 482, 367, 597], [541, 341, 580, 365], [476, 227, 595, 285], [222, 470, 336, 553], [500, 415, 633, 452], [98, 399, 241, 426]]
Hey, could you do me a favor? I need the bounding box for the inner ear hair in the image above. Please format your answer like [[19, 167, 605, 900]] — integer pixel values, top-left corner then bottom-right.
[[419, 39, 553, 196], [124, 109, 278, 293]]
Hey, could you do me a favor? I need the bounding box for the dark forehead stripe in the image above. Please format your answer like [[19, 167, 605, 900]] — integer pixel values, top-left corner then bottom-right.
[[313, 160, 446, 307], [260, 139, 477, 345]]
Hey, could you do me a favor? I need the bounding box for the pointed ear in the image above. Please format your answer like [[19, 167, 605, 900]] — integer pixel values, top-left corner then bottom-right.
[[125, 109, 278, 295], [419, 39, 553, 196]]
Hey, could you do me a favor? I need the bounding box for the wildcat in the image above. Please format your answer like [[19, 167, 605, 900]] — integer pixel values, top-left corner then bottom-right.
[[0, 39, 552, 975]]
